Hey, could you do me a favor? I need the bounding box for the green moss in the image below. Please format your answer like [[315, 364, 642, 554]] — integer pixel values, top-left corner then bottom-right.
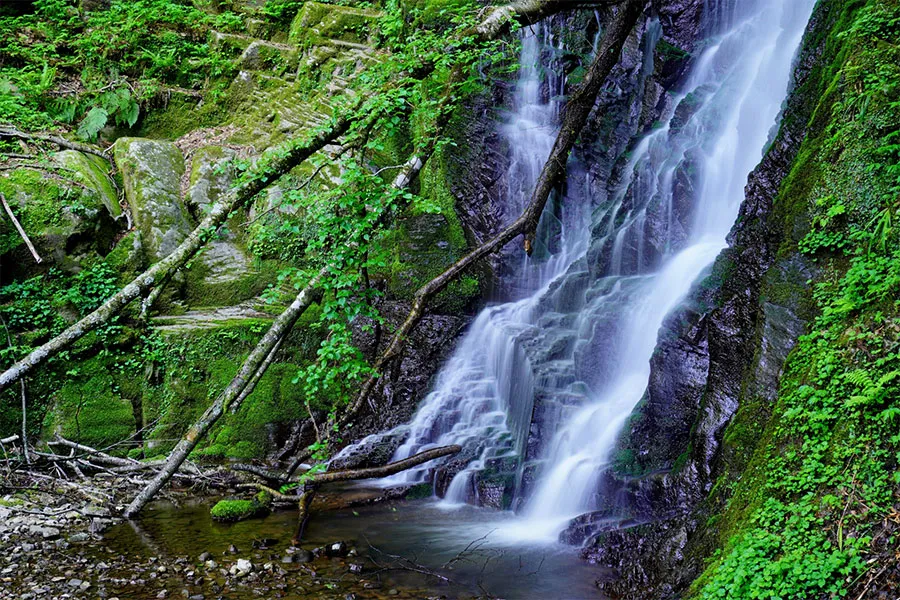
[[47, 357, 136, 450], [139, 316, 325, 458], [288, 2, 380, 48], [0, 158, 120, 268], [210, 498, 270, 521], [138, 93, 225, 139], [691, 1, 900, 597], [405, 483, 434, 500]]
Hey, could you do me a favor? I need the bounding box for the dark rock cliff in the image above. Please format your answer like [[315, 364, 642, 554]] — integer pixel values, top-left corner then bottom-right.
[[578, 1, 841, 596]]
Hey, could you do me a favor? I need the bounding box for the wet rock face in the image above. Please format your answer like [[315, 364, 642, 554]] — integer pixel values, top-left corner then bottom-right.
[[583, 4, 834, 597], [654, 0, 706, 53], [347, 302, 468, 439]]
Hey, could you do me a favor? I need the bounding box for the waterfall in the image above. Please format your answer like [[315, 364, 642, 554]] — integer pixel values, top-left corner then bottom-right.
[[364, 24, 595, 502], [337, 0, 816, 540], [331, 25, 591, 498], [512, 0, 817, 540]]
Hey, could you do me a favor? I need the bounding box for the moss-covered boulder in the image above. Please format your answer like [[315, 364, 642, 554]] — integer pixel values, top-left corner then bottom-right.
[[184, 146, 265, 306], [289, 2, 381, 48], [56, 151, 123, 220], [113, 138, 191, 262], [210, 493, 271, 522], [0, 152, 123, 273]]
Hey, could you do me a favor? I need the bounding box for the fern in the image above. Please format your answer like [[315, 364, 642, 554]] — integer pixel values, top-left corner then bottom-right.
[[76, 106, 108, 141]]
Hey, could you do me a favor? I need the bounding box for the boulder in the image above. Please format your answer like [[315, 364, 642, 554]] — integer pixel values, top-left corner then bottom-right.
[[0, 151, 123, 273], [113, 138, 191, 263], [184, 146, 261, 305]]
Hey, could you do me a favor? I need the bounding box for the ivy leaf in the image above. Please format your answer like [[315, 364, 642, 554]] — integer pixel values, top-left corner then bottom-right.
[[76, 107, 108, 141]]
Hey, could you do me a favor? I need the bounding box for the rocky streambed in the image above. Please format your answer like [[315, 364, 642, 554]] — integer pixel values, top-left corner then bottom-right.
[[0, 473, 439, 600], [0, 473, 605, 600]]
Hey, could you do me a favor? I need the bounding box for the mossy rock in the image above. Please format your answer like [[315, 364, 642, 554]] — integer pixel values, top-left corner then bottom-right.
[[183, 145, 271, 305], [45, 357, 136, 450], [0, 152, 123, 272], [210, 497, 270, 522], [113, 138, 192, 262], [403, 0, 474, 27], [289, 2, 381, 48], [55, 151, 122, 219]]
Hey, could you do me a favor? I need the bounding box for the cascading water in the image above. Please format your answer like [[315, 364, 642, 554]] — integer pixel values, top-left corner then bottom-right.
[[333, 25, 593, 501], [337, 0, 816, 543], [511, 0, 817, 540]]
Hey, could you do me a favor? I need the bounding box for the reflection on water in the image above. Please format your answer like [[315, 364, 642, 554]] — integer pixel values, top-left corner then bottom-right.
[[103, 496, 607, 599]]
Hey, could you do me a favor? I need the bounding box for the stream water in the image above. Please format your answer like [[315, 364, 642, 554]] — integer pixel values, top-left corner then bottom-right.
[[103, 495, 604, 599]]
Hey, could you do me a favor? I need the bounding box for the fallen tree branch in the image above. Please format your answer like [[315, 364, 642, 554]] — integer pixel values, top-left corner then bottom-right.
[[123, 268, 326, 518], [259, 444, 461, 544], [289, 0, 644, 470], [0, 127, 110, 159], [1, 192, 42, 264], [47, 437, 139, 468]]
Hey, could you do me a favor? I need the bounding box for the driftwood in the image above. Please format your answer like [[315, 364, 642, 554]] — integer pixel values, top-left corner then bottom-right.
[[244, 444, 461, 544], [0, 127, 110, 160]]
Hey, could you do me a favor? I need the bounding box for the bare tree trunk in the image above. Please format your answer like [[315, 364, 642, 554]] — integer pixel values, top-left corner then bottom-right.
[[123, 270, 325, 518], [1, 192, 42, 264], [0, 117, 351, 396], [19, 381, 29, 465]]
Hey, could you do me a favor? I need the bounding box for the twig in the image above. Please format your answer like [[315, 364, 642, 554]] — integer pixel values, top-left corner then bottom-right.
[[0, 314, 30, 465], [0, 127, 110, 159], [0, 192, 42, 263], [443, 529, 496, 569], [855, 561, 892, 600], [363, 534, 452, 583]]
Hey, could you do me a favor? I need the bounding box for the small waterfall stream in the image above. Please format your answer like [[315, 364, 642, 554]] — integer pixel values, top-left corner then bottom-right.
[[337, 0, 816, 544], [335, 25, 594, 499]]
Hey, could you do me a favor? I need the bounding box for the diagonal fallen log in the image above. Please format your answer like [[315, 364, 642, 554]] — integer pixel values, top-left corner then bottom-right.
[[122, 268, 326, 518], [284, 0, 645, 474]]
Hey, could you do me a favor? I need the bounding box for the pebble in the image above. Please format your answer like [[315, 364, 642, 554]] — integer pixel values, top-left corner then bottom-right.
[[229, 559, 253, 577]]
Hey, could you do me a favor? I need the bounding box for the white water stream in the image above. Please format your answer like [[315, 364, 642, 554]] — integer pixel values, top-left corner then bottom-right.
[[337, 0, 816, 544]]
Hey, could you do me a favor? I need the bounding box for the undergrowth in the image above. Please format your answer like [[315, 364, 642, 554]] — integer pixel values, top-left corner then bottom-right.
[[694, 1, 900, 597]]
